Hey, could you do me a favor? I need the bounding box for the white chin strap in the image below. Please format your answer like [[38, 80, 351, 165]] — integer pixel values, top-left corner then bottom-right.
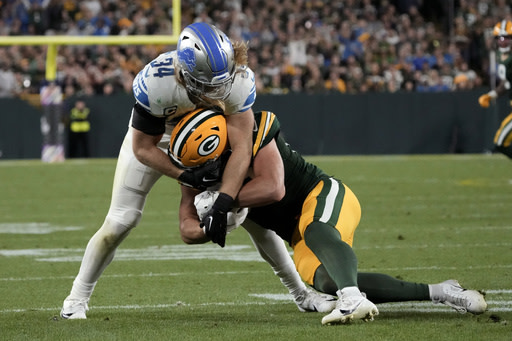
[[499, 46, 511, 53]]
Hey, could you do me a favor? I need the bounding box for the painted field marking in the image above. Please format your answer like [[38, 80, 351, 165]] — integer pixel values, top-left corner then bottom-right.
[[0, 223, 82, 234], [1, 241, 511, 263], [2, 270, 512, 283], [358, 225, 512, 234], [1, 294, 511, 315], [0, 270, 269, 282]]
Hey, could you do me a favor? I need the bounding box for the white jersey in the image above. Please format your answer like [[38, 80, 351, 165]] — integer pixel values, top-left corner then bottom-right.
[[132, 51, 256, 138]]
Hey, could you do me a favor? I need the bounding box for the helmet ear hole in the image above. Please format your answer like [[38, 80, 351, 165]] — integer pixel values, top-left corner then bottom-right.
[[169, 108, 228, 169]]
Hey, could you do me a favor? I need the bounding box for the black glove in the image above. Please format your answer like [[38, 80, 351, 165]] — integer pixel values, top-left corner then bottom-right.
[[177, 158, 222, 190], [200, 192, 234, 247]]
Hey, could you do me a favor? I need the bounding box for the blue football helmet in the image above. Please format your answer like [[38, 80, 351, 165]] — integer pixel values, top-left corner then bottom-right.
[[177, 23, 235, 100]]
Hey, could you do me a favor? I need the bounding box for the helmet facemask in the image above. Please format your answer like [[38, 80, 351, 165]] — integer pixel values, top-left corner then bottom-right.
[[496, 35, 512, 53], [494, 20, 512, 53], [181, 69, 234, 100]]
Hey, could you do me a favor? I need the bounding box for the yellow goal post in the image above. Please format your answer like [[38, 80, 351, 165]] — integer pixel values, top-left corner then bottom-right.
[[0, 0, 181, 81]]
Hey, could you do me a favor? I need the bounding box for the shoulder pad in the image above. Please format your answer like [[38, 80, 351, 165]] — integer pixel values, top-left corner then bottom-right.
[[252, 111, 279, 157], [225, 66, 256, 115]]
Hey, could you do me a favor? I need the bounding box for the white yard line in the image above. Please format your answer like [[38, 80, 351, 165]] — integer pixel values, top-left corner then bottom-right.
[[2, 269, 512, 282], [1, 242, 511, 263], [2, 297, 511, 314]]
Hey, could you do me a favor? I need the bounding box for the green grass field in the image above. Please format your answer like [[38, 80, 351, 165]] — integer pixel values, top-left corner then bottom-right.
[[0, 155, 510, 340]]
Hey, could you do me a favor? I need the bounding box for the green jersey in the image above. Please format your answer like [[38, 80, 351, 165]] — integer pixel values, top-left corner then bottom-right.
[[493, 51, 512, 159], [497, 51, 512, 100], [247, 111, 330, 244]]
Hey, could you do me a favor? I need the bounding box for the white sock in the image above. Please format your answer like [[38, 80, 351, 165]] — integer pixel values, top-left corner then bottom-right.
[[274, 263, 307, 298], [338, 286, 362, 298], [428, 284, 440, 300], [68, 277, 96, 301]]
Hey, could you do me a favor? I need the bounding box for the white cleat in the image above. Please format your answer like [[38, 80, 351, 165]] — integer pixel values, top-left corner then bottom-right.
[[431, 280, 487, 315], [322, 288, 378, 325], [60, 297, 89, 319], [294, 287, 337, 313]]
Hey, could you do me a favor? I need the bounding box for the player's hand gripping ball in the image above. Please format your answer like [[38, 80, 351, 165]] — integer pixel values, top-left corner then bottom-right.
[[194, 191, 248, 234]]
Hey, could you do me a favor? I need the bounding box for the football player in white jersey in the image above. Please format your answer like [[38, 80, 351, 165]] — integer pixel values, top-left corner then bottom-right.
[[60, 22, 258, 319]]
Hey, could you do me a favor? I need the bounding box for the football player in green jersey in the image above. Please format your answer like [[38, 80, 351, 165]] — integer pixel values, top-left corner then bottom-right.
[[479, 20, 512, 158], [174, 110, 487, 325]]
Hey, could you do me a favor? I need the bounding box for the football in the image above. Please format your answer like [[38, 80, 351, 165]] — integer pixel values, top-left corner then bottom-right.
[[194, 191, 248, 233]]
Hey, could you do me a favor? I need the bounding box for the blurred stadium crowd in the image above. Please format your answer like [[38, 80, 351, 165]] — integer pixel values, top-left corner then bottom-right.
[[0, 0, 511, 98]]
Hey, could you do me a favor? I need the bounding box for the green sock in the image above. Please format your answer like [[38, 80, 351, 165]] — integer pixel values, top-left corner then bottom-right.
[[304, 222, 358, 290], [313, 267, 430, 303], [357, 272, 430, 303], [312, 264, 337, 295]]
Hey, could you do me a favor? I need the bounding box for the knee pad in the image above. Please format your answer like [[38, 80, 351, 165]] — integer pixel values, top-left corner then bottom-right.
[[106, 207, 143, 230], [95, 217, 134, 249]]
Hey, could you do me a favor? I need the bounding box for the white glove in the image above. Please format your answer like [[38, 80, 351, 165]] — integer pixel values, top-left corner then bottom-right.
[[194, 191, 248, 233]]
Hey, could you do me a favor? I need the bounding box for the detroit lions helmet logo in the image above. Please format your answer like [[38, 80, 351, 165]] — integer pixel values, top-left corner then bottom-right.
[[177, 47, 196, 73]]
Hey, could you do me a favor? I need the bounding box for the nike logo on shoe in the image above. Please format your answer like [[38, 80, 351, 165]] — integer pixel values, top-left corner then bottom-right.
[[339, 309, 355, 315]]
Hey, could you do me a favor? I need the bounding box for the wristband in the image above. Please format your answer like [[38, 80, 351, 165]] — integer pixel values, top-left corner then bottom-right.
[[488, 90, 497, 99], [178, 170, 192, 184]]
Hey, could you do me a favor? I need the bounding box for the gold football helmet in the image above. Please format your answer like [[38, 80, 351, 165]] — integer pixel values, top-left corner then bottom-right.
[[168, 108, 228, 168], [494, 20, 512, 52]]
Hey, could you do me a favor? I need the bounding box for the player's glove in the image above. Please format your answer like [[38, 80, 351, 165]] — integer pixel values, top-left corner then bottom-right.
[[478, 90, 497, 108], [200, 192, 234, 247], [177, 159, 222, 191], [195, 191, 249, 234]]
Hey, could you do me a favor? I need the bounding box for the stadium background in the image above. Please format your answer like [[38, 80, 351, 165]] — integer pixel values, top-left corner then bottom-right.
[[0, 0, 509, 158], [1, 3, 511, 339]]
